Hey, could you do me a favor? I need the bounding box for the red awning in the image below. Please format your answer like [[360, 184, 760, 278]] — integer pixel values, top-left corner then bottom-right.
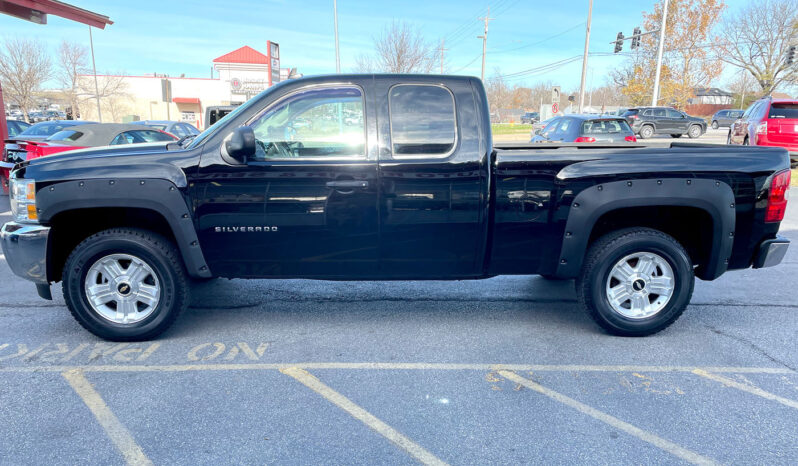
[[172, 97, 201, 105], [0, 0, 112, 28]]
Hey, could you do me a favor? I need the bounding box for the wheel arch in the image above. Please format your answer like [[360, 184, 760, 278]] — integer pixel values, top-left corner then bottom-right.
[[36, 178, 211, 282], [554, 178, 736, 281]]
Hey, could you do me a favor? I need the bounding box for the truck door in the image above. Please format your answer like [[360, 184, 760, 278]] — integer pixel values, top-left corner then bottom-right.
[[375, 79, 488, 278], [194, 84, 379, 278]]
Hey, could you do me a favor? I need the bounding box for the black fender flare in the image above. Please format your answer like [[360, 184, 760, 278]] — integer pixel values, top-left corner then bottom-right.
[[554, 177, 736, 280], [36, 178, 211, 278]]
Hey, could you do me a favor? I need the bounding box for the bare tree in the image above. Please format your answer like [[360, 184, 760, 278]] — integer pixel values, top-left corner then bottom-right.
[[726, 69, 758, 109], [56, 40, 88, 119], [716, 0, 797, 94], [355, 21, 435, 73], [78, 73, 130, 122], [484, 71, 513, 121], [0, 38, 52, 122]]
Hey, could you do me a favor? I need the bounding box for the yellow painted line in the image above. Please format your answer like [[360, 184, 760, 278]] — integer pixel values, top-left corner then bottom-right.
[[498, 370, 717, 466], [693, 369, 798, 410], [62, 370, 153, 466], [0, 362, 793, 374], [281, 367, 448, 466]]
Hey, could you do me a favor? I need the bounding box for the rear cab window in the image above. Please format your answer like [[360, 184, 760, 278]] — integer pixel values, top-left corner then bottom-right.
[[389, 84, 456, 157]]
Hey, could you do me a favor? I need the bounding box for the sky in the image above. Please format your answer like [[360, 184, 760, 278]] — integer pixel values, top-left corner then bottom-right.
[[0, 0, 753, 91]]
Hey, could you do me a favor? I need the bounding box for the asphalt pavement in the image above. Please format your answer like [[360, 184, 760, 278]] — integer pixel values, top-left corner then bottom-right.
[[1, 177, 797, 465]]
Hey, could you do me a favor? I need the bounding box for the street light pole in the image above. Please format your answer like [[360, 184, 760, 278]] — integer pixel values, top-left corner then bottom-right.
[[578, 0, 593, 114], [88, 26, 102, 122], [651, 0, 669, 107], [333, 0, 341, 73]]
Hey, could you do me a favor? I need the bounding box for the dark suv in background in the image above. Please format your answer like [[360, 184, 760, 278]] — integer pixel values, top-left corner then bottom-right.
[[622, 106, 707, 139], [711, 109, 744, 129], [520, 111, 540, 124]]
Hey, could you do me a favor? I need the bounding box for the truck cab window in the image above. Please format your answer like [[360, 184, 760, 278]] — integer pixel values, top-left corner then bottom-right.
[[248, 86, 365, 160], [389, 84, 456, 156]]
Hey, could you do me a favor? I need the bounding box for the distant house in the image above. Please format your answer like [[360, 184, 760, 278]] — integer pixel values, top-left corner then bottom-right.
[[689, 88, 733, 105], [771, 92, 793, 99]]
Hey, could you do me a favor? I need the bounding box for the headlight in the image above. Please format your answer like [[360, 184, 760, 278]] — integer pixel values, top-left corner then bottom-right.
[[9, 177, 38, 223]]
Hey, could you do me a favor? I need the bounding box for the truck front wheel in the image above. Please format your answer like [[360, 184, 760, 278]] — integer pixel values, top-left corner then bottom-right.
[[575, 228, 694, 336], [62, 228, 189, 341]]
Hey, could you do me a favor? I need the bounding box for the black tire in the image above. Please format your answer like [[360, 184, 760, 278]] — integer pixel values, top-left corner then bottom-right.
[[743, 136, 750, 145], [670, 134, 682, 138], [575, 228, 694, 337], [687, 125, 702, 138], [62, 228, 189, 341], [726, 131, 732, 144], [711, 121, 719, 130], [639, 125, 654, 139]]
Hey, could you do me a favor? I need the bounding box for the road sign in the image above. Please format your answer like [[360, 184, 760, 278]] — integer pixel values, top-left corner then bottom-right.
[[552, 102, 559, 114], [552, 86, 561, 103]]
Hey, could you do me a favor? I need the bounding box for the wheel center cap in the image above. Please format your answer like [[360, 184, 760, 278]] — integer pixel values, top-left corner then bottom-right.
[[117, 282, 132, 296], [632, 279, 646, 292]]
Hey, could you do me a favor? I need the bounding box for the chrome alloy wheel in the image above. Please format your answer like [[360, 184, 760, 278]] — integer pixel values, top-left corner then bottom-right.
[[84, 253, 161, 324], [605, 252, 675, 319]]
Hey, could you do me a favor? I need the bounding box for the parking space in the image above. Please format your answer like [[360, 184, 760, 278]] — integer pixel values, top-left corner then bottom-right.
[[1, 195, 797, 464]]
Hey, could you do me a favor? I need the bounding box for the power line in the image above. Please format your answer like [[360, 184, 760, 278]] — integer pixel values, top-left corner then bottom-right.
[[490, 22, 586, 54]]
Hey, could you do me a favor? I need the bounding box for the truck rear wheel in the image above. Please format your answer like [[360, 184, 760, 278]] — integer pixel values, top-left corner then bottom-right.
[[575, 228, 694, 336], [62, 228, 189, 341]]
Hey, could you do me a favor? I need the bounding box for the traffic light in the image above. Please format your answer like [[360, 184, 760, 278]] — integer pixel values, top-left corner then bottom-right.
[[614, 32, 624, 53], [631, 27, 641, 49], [787, 46, 796, 65]]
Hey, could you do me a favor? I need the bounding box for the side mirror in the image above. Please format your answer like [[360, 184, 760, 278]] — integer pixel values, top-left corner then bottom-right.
[[225, 126, 256, 163]]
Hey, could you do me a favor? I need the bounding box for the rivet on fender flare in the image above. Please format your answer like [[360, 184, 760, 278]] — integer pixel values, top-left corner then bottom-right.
[[686, 180, 692, 185], [109, 180, 115, 185], [657, 180, 662, 185], [626, 181, 632, 187], [597, 185, 603, 191]]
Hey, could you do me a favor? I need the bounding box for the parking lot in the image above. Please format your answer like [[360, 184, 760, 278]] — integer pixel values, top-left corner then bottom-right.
[[1, 189, 797, 464]]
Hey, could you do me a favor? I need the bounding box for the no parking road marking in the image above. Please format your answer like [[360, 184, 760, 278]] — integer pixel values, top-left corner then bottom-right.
[[63, 370, 152, 466], [499, 370, 718, 465], [282, 367, 448, 466]]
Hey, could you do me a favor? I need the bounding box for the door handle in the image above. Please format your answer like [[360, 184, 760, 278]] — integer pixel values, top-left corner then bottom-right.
[[326, 180, 369, 189]]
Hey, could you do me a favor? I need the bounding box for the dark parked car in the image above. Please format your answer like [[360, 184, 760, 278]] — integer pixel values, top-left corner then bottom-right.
[[2, 120, 95, 194], [622, 107, 707, 139], [531, 115, 637, 143], [1, 120, 31, 194], [710, 109, 744, 129], [21, 123, 178, 160], [1, 74, 790, 341], [204, 105, 240, 130], [729, 97, 798, 167], [131, 120, 200, 139], [531, 117, 556, 137], [520, 112, 540, 124]]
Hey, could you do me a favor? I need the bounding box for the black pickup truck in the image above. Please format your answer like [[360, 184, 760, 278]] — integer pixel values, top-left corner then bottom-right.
[[1, 75, 791, 341]]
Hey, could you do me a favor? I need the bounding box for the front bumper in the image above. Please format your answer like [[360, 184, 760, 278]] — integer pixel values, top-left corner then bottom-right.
[[0, 222, 50, 284], [753, 236, 790, 268]]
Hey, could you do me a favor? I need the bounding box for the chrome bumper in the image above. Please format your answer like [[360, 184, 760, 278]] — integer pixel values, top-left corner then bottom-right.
[[753, 236, 790, 269], [0, 222, 50, 284]]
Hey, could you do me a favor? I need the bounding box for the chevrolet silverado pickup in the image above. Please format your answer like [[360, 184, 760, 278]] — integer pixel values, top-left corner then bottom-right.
[[1, 75, 791, 341]]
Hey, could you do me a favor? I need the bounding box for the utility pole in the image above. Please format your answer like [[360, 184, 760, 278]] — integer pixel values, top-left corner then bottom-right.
[[651, 0, 669, 106], [88, 26, 102, 122], [477, 7, 493, 81], [439, 39, 447, 74], [333, 0, 341, 73], [578, 0, 593, 114]]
